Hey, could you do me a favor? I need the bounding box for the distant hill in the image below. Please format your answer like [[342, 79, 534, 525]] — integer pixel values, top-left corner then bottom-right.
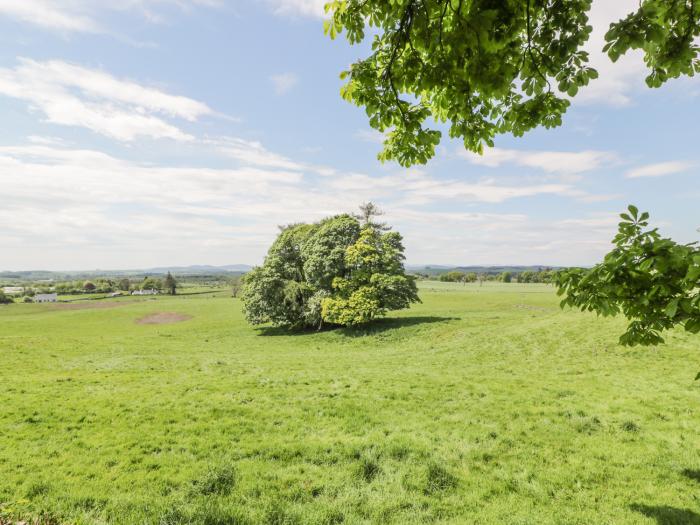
[[145, 264, 253, 274], [0, 265, 253, 282], [1, 264, 569, 282], [407, 265, 563, 276]]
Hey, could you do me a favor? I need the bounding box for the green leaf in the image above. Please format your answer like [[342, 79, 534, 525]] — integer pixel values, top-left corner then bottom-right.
[[664, 298, 679, 318]]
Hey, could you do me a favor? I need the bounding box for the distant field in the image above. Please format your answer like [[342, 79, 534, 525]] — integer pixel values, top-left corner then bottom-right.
[[51, 286, 228, 302], [1, 283, 699, 524]]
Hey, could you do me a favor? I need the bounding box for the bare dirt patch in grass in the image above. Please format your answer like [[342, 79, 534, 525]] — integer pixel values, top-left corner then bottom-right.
[[135, 312, 193, 325]]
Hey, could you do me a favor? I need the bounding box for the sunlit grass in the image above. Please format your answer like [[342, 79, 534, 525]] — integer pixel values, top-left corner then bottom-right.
[[1, 283, 698, 524]]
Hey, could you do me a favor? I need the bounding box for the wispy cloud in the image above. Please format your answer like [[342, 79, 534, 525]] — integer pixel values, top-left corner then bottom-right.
[[574, 0, 648, 107], [270, 72, 299, 95], [460, 147, 616, 174], [210, 137, 305, 171], [327, 171, 575, 204], [266, 0, 325, 18], [0, 58, 213, 141], [392, 209, 620, 266], [625, 161, 692, 178], [0, 0, 222, 33], [355, 129, 385, 144], [0, 0, 98, 32], [0, 140, 615, 269]]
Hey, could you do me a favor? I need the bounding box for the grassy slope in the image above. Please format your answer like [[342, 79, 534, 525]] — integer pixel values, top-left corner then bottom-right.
[[0, 284, 698, 525]]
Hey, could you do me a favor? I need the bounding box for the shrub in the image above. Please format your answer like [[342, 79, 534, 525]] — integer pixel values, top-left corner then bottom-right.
[[439, 271, 466, 283]]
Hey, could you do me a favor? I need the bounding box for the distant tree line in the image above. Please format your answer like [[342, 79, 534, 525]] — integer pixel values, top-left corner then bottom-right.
[[416, 269, 555, 284], [15, 276, 170, 296], [0, 271, 247, 302], [438, 271, 477, 283]]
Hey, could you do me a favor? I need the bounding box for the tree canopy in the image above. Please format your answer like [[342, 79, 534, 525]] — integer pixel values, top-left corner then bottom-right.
[[0, 290, 13, 304], [439, 270, 477, 283], [141, 277, 162, 291], [325, 0, 700, 166], [164, 272, 178, 295], [556, 206, 700, 346], [241, 209, 419, 330]]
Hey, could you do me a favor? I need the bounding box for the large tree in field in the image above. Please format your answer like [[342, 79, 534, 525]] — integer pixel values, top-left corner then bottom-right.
[[325, 0, 700, 166], [241, 206, 419, 330]]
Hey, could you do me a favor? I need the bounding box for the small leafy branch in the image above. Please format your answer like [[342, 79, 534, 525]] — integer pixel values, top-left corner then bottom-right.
[[556, 205, 700, 347]]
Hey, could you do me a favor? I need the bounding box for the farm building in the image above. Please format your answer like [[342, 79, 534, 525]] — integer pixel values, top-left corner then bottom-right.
[[34, 293, 58, 303], [2, 287, 24, 295], [132, 289, 159, 296]]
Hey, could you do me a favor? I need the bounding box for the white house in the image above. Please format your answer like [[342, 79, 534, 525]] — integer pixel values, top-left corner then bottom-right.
[[132, 289, 159, 296], [34, 293, 58, 303], [2, 287, 23, 295]]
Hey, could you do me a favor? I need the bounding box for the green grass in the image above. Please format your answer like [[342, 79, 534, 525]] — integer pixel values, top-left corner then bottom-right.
[[0, 283, 699, 524]]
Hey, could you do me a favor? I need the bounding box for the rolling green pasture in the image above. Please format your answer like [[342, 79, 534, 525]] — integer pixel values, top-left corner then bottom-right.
[[1, 283, 699, 524]]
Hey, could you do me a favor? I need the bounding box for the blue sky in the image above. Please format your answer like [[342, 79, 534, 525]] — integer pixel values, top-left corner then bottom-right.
[[0, 0, 697, 271]]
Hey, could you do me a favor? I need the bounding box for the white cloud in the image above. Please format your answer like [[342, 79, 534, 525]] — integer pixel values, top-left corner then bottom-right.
[[392, 209, 619, 267], [625, 161, 692, 178], [574, 0, 648, 107], [355, 129, 385, 144], [206, 137, 340, 177], [329, 173, 574, 204], [26, 135, 68, 146], [0, 58, 213, 141], [211, 137, 305, 171], [0, 0, 222, 33], [0, 140, 616, 269], [270, 72, 299, 95], [266, 0, 325, 18], [0, 0, 98, 32], [460, 147, 616, 174]]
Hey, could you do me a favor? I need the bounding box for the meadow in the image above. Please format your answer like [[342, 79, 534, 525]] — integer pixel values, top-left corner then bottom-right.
[[1, 282, 699, 525]]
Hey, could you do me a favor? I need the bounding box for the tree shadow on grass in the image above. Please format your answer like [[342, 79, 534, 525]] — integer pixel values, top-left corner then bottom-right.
[[338, 316, 460, 337], [682, 469, 700, 483], [255, 316, 460, 337], [630, 504, 700, 525]]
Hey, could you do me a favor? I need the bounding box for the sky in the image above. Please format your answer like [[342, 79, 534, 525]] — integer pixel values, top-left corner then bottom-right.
[[0, 0, 698, 271]]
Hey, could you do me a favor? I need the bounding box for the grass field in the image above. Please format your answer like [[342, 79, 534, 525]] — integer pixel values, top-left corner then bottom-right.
[[1, 283, 699, 524]]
